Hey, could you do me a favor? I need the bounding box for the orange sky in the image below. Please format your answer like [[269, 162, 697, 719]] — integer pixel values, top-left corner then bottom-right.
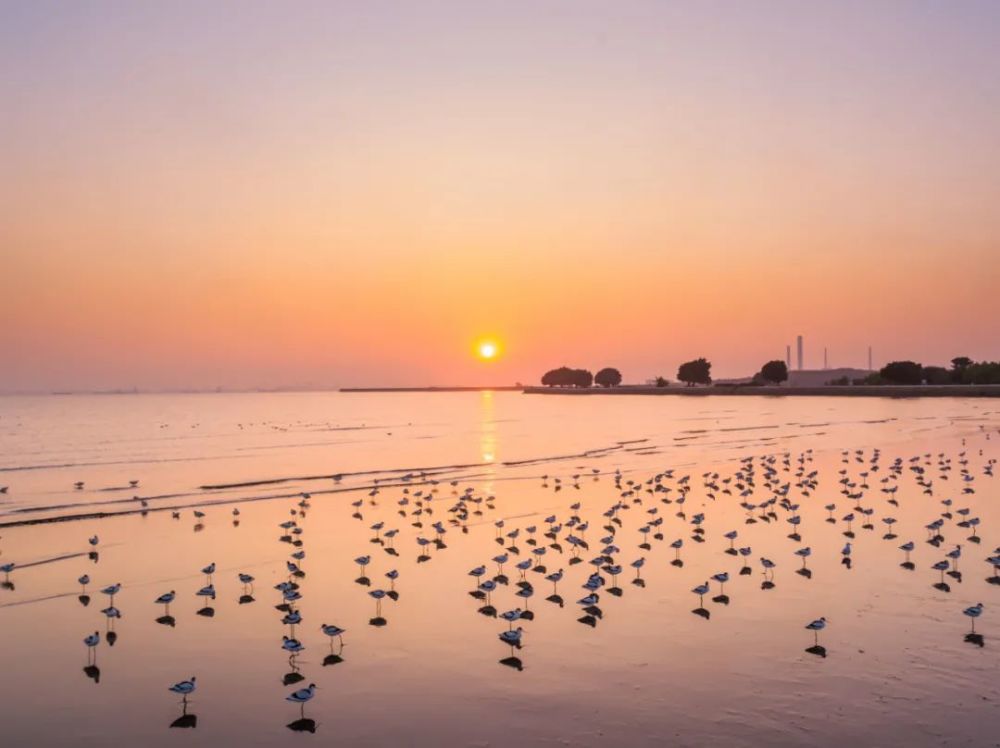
[[2, 2, 999, 391]]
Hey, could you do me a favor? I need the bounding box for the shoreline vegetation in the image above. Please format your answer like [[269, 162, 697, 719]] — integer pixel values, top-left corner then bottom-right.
[[522, 356, 1000, 397], [523, 384, 1000, 397]]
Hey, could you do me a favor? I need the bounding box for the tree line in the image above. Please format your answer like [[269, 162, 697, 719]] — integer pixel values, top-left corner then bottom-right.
[[540, 366, 622, 388], [847, 357, 1000, 386], [540, 356, 1000, 389], [540, 358, 787, 388]]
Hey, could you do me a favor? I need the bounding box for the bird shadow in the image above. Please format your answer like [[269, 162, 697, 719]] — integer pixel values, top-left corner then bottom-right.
[[196, 607, 215, 618], [323, 653, 345, 667], [632, 578, 646, 588], [691, 607, 710, 620], [520, 610, 535, 621], [761, 581, 776, 590], [239, 594, 256, 605], [287, 718, 317, 733], [368, 616, 388, 627], [964, 633, 985, 648], [805, 645, 827, 658], [83, 665, 101, 683], [712, 594, 730, 606], [478, 605, 497, 618], [900, 562, 915, 571], [545, 594, 564, 607], [78, 594, 91, 607], [796, 569, 813, 579], [932, 582, 951, 593], [170, 714, 198, 729], [577, 615, 597, 628], [499, 656, 524, 671], [283, 671, 305, 686], [156, 615, 176, 628], [739, 567, 752, 577]]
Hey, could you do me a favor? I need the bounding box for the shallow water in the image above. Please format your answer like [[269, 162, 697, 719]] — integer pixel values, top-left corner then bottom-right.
[[0, 392, 998, 746]]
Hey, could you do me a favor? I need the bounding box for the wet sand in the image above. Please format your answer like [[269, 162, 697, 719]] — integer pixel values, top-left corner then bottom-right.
[[0, 393, 998, 746]]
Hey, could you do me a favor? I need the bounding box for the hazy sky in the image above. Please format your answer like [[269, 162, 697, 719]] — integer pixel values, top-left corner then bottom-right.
[[3, 1, 999, 391]]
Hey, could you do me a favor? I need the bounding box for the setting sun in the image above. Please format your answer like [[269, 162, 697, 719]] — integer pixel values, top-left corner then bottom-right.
[[477, 341, 498, 360]]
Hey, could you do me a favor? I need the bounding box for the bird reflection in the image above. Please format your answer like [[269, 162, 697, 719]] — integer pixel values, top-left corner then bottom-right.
[[83, 664, 101, 683], [323, 644, 345, 667], [170, 702, 198, 729], [499, 655, 524, 671], [287, 718, 317, 733], [156, 615, 176, 627]]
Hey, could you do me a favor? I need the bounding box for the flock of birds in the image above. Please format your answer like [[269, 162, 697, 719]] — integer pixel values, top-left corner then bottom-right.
[[1, 427, 997, 731]]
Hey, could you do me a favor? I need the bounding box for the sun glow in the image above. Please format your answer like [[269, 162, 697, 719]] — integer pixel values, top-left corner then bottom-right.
[[477, 341, 498, 360]]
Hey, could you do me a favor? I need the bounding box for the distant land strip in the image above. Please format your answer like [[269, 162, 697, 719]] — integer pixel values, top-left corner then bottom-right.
[[340, 386, 523, 392], [523, 385, 1000, 398]]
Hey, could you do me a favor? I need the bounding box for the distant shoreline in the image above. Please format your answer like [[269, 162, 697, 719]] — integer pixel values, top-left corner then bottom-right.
[[523, 384, 1000, 398], [340, 386, 524, 393]]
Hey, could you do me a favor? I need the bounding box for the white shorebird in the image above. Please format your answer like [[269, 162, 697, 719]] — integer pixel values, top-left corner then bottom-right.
[[282, 636, 305, 655], [692, 581, 710, 607], [286, 683, 317, 716], [805, 617, 827, 646], [168, 676, 197, 702], [500, 608, 522, 629], [154, 591, 175, 611], [963, 603, 983, 633], [88, 535, 99, 548], [101, 583, 121, 602], [83, 631, 100, 661], [78, 574, 90, 592], [201, 562, 215, 581], [321, 624, 345, 645], [499, 627, 524, 647]]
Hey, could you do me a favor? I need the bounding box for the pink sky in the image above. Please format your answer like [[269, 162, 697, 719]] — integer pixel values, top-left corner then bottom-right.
[[2, 2, 999, 391]]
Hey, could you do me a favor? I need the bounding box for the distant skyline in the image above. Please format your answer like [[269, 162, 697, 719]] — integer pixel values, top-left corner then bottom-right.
[[3, 1, 999, 393]]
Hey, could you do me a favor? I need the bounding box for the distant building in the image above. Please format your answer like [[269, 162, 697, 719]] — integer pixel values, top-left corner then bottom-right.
[[796, 335, 803, 370]]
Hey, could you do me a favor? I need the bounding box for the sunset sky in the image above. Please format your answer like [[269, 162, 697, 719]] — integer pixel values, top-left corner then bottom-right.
[[3, 1, 999, 392]]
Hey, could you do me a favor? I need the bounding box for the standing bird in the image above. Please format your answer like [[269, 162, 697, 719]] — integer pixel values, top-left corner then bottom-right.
[[154, 590, 175, 613], [963, 603, 983, 634], [321, 624, 345, 646], [805, 617, 827, 647], [83, 631, 100, 662], [168, 677, 197, 703], [286, 683, 317, 717]]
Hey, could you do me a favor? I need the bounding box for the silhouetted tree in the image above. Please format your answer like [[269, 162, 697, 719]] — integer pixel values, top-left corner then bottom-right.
[[541, 367, 594, 387], [922, 366, 950, 385], [594, 367, 622, 388], [963, 361, 1000, 384], [541, 367, 572, 387], [654, 376, 669, 388], [879, 361, 923, 385], [759, 360, 789, 385], [950, 356, 972, 383], [677, 358, 712, 386]]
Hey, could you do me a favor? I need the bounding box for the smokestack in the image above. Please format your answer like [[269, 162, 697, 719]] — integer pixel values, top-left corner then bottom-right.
[[868, 346, 873, 372], [786, 344, 791, 369], [824, 347, 828, 370], [796, 335, 803, 371]]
